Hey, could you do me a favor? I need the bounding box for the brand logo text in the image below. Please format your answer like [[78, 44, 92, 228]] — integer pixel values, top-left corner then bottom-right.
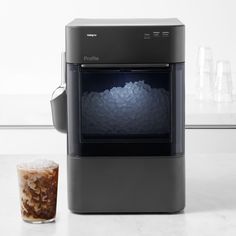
[[83, 56, 99, 61]]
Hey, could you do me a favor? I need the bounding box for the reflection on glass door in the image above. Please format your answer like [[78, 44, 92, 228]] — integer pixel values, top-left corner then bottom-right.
[[81, 68, 171, 139]]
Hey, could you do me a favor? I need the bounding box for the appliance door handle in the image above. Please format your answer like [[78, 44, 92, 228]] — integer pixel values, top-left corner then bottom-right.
[[81, 63, 169, 68]]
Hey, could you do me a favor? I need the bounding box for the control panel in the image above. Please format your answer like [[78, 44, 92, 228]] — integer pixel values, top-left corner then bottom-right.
[[144, 31, 170, 39]]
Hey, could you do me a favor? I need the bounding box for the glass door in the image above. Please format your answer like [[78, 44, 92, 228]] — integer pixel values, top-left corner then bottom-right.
[[80, 66, 171, 141], [67, 63, 184, 156]]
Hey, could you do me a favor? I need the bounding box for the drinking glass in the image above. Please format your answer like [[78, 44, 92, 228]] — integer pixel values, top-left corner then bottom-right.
[[17, 160, 59, 223], [214, 60, 233, 102], [196, 46, 214, 100]]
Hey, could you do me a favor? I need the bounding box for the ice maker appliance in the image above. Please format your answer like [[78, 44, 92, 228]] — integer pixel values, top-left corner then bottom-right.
[[51, 18, 185, 213]]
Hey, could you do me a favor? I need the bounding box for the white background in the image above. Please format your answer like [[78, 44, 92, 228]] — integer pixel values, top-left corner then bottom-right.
[[0, 0, 236, 125]]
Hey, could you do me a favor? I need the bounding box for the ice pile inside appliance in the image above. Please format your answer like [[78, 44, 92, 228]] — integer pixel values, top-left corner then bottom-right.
[[82, 80, 170, 135]]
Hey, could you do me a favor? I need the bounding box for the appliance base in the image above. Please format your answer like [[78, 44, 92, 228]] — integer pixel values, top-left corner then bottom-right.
[[67, 155, 185, 213]]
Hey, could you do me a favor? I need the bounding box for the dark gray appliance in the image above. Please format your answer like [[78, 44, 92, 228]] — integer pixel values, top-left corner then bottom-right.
[[51, 18, 185, 213]]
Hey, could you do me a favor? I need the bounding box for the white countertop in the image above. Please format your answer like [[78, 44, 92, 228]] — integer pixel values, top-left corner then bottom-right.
[[1, 131, 236, 236]]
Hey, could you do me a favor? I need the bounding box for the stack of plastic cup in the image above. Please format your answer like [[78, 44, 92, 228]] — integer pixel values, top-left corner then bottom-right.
[[214, 60, 233, 102], [196, 46, 214, 101]]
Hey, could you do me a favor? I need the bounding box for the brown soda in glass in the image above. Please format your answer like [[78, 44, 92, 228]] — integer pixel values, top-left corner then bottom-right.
[[17, 160, 59, 223]]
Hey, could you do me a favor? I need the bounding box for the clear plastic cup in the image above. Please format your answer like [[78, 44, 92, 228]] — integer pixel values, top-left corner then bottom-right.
[[17, 160, 59, 223], [214, 60, 233, 102], [196, 46, 214, 101]]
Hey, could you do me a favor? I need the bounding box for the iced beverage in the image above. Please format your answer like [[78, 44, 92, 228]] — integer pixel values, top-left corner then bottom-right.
[[17, 160, 59, 223]]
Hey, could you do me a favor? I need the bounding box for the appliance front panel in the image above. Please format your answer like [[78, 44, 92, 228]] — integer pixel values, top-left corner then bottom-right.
[[67, 63, 184, 156]]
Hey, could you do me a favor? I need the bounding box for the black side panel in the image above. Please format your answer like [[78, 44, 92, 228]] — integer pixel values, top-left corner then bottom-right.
[[67, 64, 80, 155], [172, 63, 185, 154], [66, 25, 185, 64], [67, 155, 185, 213]]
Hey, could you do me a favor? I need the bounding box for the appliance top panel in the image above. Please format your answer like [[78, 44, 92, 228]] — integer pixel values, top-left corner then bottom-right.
[[67, 18, 184, 27], [66, 18, 185, 64]]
